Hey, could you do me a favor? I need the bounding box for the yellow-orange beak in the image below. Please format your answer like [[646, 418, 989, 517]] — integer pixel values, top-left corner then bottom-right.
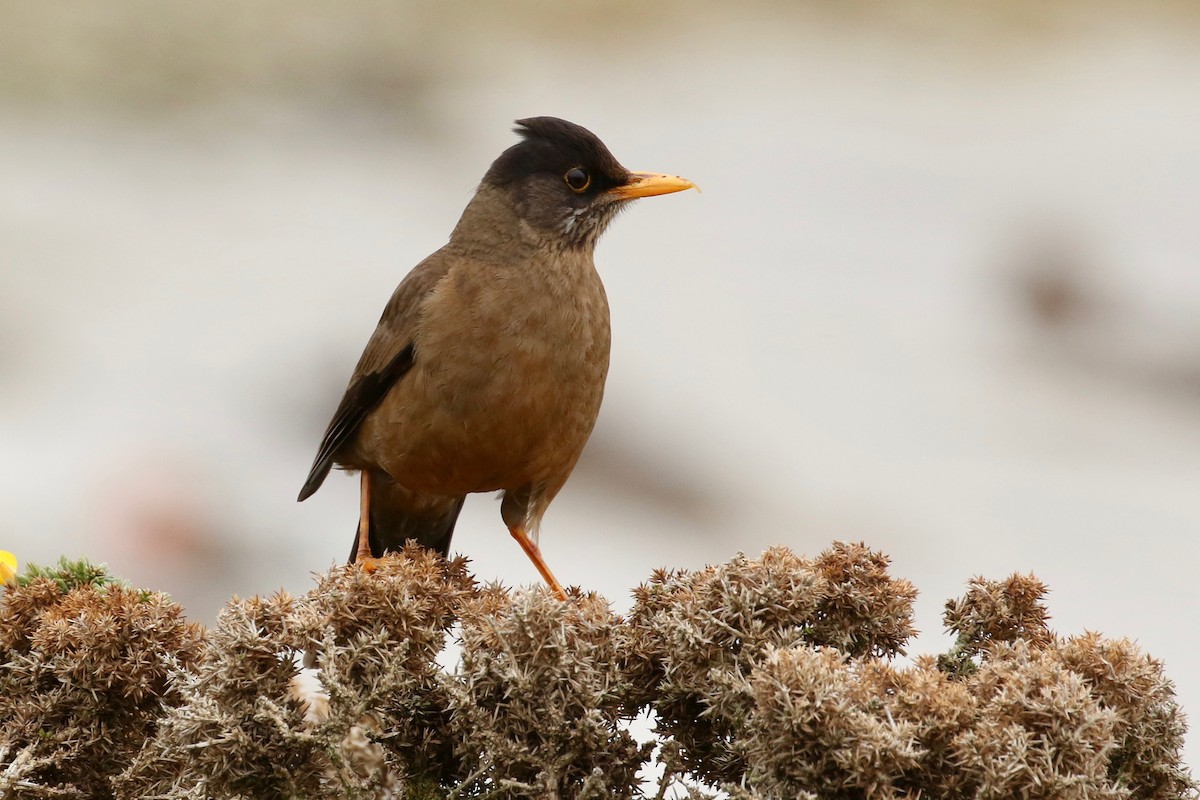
[[608, 171, 698, 200]]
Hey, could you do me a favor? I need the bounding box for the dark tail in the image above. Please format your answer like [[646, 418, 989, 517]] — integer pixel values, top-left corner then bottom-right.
[[349, 471, 466, 562]]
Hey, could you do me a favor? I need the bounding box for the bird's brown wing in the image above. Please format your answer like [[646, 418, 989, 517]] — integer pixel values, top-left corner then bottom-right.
[[297, 253, 454, 501]]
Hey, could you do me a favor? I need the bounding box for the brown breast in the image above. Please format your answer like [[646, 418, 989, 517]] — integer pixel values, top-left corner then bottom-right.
[[352, 246, 611, 496]]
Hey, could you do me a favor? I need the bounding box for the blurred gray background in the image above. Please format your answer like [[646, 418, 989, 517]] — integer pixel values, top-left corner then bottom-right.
[[2, 0, 1199, 767]]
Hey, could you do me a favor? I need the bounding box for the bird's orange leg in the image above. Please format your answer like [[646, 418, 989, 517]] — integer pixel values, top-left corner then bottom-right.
[[356, 471, 379, 572], [508, 525, 568, 601]]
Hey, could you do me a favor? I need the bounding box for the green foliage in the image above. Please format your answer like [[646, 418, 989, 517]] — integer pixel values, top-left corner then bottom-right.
[[17, 555, 125, 593], [0, 545, 1194, 799]]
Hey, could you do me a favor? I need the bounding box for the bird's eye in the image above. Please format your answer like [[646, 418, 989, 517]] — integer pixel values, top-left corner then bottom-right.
[[564, 167, 591, 193]]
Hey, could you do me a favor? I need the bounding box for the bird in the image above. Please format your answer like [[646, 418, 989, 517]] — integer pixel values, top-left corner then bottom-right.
[[298, 117, 695, 599]]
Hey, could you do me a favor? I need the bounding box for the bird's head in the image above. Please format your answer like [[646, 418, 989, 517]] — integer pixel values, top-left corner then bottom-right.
[[478, 117, 696, 250]]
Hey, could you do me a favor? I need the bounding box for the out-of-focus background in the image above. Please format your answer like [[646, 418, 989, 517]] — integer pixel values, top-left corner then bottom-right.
[[2, 0, 1198, 765]]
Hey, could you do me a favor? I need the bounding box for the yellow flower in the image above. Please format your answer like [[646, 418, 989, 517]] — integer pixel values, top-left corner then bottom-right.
[[0, 550, 17, 584]]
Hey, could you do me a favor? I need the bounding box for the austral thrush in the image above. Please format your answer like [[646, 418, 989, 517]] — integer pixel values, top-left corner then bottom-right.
[[298, 117, 695, 599]]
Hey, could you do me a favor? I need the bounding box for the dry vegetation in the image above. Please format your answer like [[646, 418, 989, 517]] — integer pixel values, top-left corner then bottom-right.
[[0, 544, 1193, 799]]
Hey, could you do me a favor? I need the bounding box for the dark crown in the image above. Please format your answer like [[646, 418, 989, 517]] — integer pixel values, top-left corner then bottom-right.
[[483, 117, 629, 189]]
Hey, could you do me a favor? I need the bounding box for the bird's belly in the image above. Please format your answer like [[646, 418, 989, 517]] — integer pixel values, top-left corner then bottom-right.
[[355, 304, 610, 495]]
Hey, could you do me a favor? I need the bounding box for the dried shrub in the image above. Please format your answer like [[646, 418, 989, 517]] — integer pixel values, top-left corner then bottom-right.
[[118, 546, 476, 799], [807, 542, 920, 658], [301, 547, 476, 786], [448, 588, 648, 798], [1, 547, 1194, 800], [941, 573, 1052, 674], [741, 646, 923, 799], [625, 543, 916, 784], [115, 591, 325, 799], [953, 641, 1122, 799], [1060, 633, 1192, 799], [0, 558, 204, 799]]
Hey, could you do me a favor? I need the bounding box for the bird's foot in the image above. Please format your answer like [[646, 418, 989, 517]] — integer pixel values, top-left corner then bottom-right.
[[545, 576, 568, 602], [508, 524, 568, 601], [353, 471, 376, 570]]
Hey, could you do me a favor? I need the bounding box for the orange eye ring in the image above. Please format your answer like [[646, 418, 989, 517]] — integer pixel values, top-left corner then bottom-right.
[[564, 167, 591, 193]]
